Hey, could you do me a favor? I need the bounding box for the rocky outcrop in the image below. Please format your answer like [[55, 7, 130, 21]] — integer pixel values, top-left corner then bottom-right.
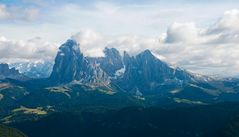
[[99, 47, 124, 76], [50, 39, 109, 86], [116, 50, 197, 94], [87, 47, 124, 77]]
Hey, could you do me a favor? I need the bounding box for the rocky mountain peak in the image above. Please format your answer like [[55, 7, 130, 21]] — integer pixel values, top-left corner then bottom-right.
[[50, 39, 109, 86], [60, 39, 80, 50], [104, 47, 120, 57], [99, 47, 124, 76], [140, 49, 153, 56], [136, 50, 157, 62], [116, 49, 200, 94]]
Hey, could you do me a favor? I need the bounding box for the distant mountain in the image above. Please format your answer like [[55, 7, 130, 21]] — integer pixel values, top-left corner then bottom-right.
[[0, 63, 27, 80], [50, 39, 109, 86], [10, 61, 53, 79], [49, 39, 208, 91], [116, 50, 208, 95]]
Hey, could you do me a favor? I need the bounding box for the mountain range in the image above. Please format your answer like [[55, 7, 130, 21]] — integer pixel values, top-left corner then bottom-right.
[[49, 39, 211, 92], [0, 39, 239, 124], [47, 39, 236, 99], [0, 63, 27, 81], [10, 61, 53, 79]]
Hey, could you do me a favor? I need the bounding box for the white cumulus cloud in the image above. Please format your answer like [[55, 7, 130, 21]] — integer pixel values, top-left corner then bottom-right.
[[165, 22, 201, 44], [160, 9, 239, 77], [0, 36, 58, 63]]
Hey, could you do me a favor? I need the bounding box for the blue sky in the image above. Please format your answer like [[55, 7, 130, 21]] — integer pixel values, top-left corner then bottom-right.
[[1, 0, 239, 77]]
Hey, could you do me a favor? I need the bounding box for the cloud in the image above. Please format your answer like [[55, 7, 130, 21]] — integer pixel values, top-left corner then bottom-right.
[[106, 36, 157, 55], [0, 36, 58, 63], [24, 8, 40, 21], [160, 9, 239, 76], [71, 29, 158, 57], [1, 6, 239, 77], [71, 9, 239, 77], [205, 9, 239, 44], [164, 9, 239, 45], [0, 4, 10, 20], [165, 22, 201, 43], [210, 9, 239, 33], [71, 29, 106, 57], [0, 4, 40, 22]]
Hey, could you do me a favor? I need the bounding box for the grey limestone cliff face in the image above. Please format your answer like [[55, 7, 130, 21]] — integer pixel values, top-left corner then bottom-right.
[[87, 47, 124, 77], [99, 47, 124, 76], [116, 50, 197, 94], [50, 39, 109, 86]]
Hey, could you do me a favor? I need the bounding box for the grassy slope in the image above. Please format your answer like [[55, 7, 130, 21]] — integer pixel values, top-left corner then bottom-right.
[[0, 124, 27, 137]]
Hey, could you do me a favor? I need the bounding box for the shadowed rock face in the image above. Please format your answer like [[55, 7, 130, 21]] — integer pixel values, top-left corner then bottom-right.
[[117, 50, 196, 94], [50, 39, 109, 85], [87, 47, 124, 77], [99, 47, 124, 76]]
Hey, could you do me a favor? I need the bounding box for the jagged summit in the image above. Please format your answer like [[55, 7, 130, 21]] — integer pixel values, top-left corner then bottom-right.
[[61, 39, 79, 49], [50, 39, 109, 85], [116, 49, 200, 94], [58, 39, 81, 55], [139, 49, 153, 56], [103, 47, 120, 57], [136, 50, 164, 64]]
